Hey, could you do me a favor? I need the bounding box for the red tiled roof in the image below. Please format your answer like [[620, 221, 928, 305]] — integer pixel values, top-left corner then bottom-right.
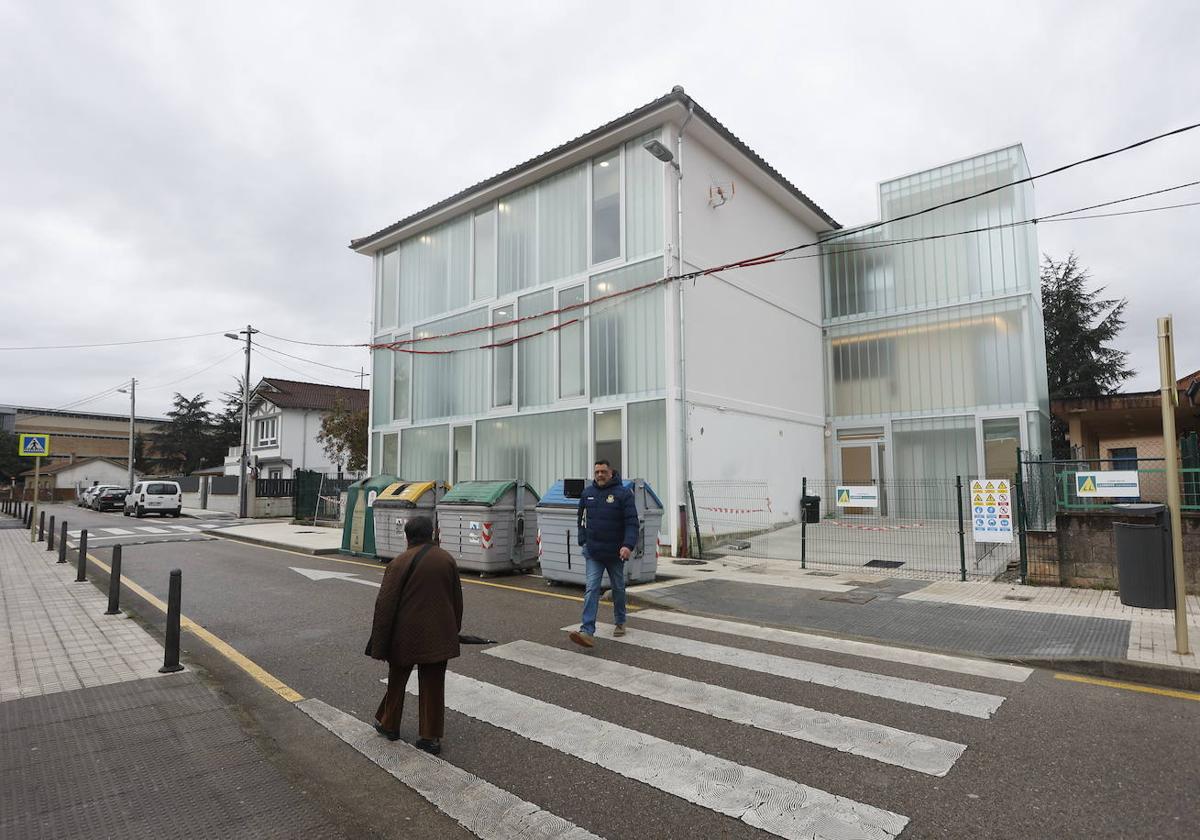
[[255, 378, 368, 412]]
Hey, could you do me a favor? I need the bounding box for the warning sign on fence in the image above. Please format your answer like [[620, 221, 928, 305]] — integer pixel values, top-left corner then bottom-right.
[[970, 478, 1013, 544], [835, 485, 879, 508], [1074, 471, 1140, 498]]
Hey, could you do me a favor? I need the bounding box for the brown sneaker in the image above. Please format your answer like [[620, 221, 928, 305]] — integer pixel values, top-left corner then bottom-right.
[[613, 624, 626, 637], [569, 630, 595, 648]]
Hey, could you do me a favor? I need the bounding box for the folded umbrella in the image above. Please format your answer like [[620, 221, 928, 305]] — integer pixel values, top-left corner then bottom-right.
[[458, 634, 497, 645]]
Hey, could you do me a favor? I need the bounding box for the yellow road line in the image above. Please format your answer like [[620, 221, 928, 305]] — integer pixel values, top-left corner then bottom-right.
[[86, 553, 304, 703], [1055, 672, 1200, 702]]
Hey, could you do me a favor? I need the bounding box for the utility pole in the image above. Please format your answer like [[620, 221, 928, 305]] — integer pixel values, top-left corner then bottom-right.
[[118, 378, 136, 490], [225, 325, 259, 519], [356, 367, 369, 389], [1158, 316, 1189, 655]]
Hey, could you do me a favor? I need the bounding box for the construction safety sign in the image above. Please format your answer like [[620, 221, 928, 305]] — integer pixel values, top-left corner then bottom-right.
[[970, 479, 1012, 544], [1075, 471, 1140, 498], [835, 485, 879, 508]]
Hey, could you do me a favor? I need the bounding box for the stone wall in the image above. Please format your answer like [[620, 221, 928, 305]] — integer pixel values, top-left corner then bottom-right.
[[1026, 509, 1200, 594]]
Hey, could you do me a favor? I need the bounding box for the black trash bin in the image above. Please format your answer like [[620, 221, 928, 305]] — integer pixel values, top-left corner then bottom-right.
[[802, 495, 821, 525], [1112, 504, 1174, 609]]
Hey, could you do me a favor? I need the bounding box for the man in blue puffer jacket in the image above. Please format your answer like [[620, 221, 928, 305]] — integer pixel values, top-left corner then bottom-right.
[[569, 459, 640, 648]]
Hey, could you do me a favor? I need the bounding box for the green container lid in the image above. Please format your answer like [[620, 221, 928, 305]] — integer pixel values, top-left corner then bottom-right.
[[440, 480, 539, 506]]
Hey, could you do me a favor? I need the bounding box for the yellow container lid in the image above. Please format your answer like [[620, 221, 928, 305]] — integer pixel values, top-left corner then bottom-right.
[[397, 481, 444, 503], [375, 482, 410, 501]]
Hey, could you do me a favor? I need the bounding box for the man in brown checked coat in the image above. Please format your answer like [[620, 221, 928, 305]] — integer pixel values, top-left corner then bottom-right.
[[369, 516, 463, 755]]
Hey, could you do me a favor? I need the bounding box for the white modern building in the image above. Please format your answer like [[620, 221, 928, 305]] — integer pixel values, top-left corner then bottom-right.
[[222, 378, 369, 479], [355, 87, 839, 553]]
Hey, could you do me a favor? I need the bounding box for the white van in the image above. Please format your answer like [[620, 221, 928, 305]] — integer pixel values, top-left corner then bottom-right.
[[124, 481, 183, 518]]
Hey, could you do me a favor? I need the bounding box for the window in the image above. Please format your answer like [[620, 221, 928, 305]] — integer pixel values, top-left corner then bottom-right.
[[473, 206, 496, 301], [832, 339, 894, 382], [1109, 447, 1138, 470], [376, 248, 399, 330], [592, 150, 621, 264], [559, 285, 585, 398], [589, 260, 665, 398], [269, 469, 283, 480], [255, 417, 278, 447], [372, 348, 392, 425], [381, 433, 399, 475], [593, 409, 622, 472], [518, 289, 554, 408], [493, 306, 514, 408], [453, 425, 473, 483], [392, 333, 410, 421], [982, 417, 1021, 479]]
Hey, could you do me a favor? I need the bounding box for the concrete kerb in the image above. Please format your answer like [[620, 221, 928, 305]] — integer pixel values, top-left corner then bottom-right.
[[623, 589, 1200, 694]]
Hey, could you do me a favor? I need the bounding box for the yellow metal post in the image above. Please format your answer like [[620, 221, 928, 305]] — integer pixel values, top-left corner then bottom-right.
[[1158, 316, 1190, 655]]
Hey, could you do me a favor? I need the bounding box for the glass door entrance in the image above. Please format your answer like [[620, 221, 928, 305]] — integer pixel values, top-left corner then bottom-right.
[[837, 427, 887, 516]]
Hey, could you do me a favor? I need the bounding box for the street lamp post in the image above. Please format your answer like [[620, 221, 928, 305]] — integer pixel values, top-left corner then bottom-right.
[[117, 378, 136, 490], [225, 325, 258, 519]]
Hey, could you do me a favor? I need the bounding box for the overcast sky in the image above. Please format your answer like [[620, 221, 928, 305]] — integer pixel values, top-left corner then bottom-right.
[[2, 0, 1197, 419]]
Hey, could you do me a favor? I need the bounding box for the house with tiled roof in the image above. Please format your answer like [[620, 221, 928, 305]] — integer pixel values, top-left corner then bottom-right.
[[222, 378, 368, 480]]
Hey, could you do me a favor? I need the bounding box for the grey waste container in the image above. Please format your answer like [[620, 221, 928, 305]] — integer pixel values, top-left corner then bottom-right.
[[537, 478, 664, 585], [1112, 504, 1174, 609], [373, 481, 449, 559], [437, 480, 540, 574], [802, 495, 821, 524]]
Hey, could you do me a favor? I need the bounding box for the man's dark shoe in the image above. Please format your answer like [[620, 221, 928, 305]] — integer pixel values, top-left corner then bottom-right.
[[415, 738, 441, 755], [613, 624, 626, 637], [569, 630, 595, 648], [373, 722, 400, 741]]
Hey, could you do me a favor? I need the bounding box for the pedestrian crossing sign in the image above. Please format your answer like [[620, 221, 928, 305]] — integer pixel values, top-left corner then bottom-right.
[[18, 434, 50, 457]]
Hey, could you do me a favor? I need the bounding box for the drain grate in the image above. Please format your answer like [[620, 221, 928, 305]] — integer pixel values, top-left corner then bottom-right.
[[864, 559, 904, 569]]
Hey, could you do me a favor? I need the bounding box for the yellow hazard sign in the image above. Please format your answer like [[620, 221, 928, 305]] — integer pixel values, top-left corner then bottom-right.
[[837, 489, 851, 504], [1077, 476, 1098, 494]]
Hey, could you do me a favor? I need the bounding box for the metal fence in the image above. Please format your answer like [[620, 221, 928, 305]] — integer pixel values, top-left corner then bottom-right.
[[688, 476, 1018, 581], [209, 476, 239, 495], [255, 478, 293, 498], [293, 471, 355, 524]]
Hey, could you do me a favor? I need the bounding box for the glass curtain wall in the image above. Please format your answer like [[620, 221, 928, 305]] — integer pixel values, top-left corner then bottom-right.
[[381, 433, 399, 476], [372, 348, 391, 426], [398, 216, 471, 325], [590, 259, 665, 398], [476, 409, 588, 494], [412, 309, 489, 421], [401, 425, 450, 480], [627, 399, 667, 495], [392, 334, 410, 421], [517, 288, 555, 408], [625, 131, 664, 260]]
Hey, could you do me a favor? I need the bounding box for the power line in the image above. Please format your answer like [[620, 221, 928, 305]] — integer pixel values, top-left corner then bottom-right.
[[49, 381, 130, 412], [253, 340, 366, 374], [139, 349, 245, 392], [251, 345, 342, 386], [0, 329, 238, 352], [257, 330, 363, 348], [1040, 199, 1200, 223]]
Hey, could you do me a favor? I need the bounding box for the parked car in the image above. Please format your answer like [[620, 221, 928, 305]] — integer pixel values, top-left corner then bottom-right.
[[92, 487, 128, 512], [81, 484, 121, 508], [124, 481, 183, 518]]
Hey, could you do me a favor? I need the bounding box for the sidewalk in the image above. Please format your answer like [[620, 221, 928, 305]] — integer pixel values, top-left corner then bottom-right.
[[180, 506, 236, 520], [215, 521, 343, 555], [0, 516, 345, 838], [626, 553, 1200, 689]]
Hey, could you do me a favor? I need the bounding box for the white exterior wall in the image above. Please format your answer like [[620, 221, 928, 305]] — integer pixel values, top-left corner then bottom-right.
[[665, 124, 827, 528], [59, 460, 136, 494]]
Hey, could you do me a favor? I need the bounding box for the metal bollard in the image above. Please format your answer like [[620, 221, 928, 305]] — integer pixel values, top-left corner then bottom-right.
[[58, 521, 68, 563], [38, 510, 45, 541], [76, 530, 88, 582], [159, 569, 184, 673], [105, 545, 123, 615], [47, 515, 56, 551]]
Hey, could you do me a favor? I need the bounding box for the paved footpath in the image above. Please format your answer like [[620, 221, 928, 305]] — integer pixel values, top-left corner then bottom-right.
[[0, 517, 345, 839], [629, 554, 1200, 683]]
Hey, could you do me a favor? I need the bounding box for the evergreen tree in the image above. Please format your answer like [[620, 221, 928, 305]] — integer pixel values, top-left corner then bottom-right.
[[150, 393, 224, 474], [1041, 253, 1135, 456]]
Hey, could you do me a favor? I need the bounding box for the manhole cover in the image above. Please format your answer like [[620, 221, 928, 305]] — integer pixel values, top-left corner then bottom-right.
[[864, 559, 904, 569], [1003, 595, 1034, 602], [672, 559, 705, 566], [821, 591, 878, 605]]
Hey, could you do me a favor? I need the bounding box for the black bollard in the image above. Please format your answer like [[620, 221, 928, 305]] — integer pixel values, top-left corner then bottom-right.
[[159, 569, 184, 673], [38, 510, 45, 541], [47, 515, 56, 551], [58, 521, 68, 563], [105, 545, 123, 615], [76, 530, 88, 582]]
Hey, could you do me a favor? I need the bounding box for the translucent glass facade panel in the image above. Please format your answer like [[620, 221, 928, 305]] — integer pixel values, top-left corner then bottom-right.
[[492, 305, 514, 408], [590, 259, 665, 398], [537, 164, 587, 284], [627, 399, 667, 499], [411, 309, 489, 421], [381, 433, 399, 476], [401, 425, 450, 480], [371, 432, 381, 474], [498, 186, 537, 296], [392, 332, 410, 421], [625, 131, 664, 260], [473, 207, 496, 301], [827, 298, 1032, 418], [822, 147, 1036, 320], [372, 348, 391, 426], [592, 150, 621, 263], [892, 416, 977, 516], [376, 248, 399, 330], [476, 409, 588, 495], [398, 215, 472, 325], [518, 288, 554, 408]]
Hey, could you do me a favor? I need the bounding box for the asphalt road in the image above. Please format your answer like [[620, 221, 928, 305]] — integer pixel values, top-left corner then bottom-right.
[[72, 526, 1200, 840]]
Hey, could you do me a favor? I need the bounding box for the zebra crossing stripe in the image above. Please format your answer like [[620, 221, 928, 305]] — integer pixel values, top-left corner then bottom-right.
[[166, 525, 200, 533], [635, 610, 1033, 683], [485, 640, 965, 776], [570, 624, 1005, 719], [138, 527, 171, 534], [297, 698, 602, 840], [101, 528, 135, 536], [417, 671, 909, 839]]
